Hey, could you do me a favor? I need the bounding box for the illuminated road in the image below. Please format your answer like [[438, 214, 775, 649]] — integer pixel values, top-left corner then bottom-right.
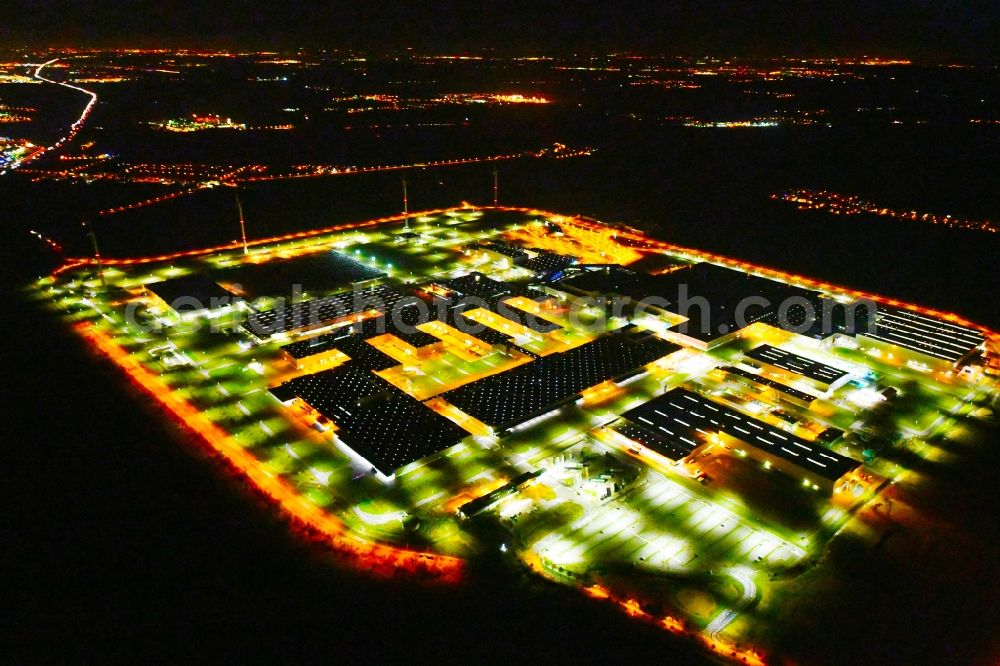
[[17, 145, 592, 202], [14, 58, 99, 170], [706, 568, 757, 639], [237, 146, 592, 183]]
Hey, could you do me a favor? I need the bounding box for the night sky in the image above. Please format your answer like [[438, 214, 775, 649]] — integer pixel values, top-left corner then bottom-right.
[[4, 0, 999, 61]]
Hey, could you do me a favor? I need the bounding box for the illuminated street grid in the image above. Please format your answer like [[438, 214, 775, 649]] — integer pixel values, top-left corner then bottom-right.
[[34, 206, 998, 662]]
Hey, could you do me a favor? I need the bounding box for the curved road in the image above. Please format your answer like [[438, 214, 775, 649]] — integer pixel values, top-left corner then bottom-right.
[[9, 58, 99, 170], [706, 568, 757, 640]]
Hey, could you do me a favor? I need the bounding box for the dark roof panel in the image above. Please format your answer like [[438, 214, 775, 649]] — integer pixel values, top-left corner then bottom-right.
[[146, 274, 237, 313], [744, 345, 848, 386], [621, 387, 858, 482], [443, 330, 679, 430], [273, 366, 466, 475], [242, 283, 404, 339], [865, 308, 984, 363]]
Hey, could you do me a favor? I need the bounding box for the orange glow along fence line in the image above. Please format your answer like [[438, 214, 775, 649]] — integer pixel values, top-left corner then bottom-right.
[[55, 204, 996, 339], [576, 584, 767, 665], [55, 206, 466, 272], [76, 322, 463, 582], [56, 203, 991, 662], [79, 312, 765, 660]]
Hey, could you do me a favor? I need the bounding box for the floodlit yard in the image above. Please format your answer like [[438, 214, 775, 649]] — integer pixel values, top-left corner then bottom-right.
[[33, 206, 996, 657], [536, 474, 805, 573]]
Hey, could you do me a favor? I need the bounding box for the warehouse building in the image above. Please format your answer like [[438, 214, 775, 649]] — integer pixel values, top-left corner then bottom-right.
[[269, 365, 467, 478], [857, 307, 985, 370], [614, 387, 859, 493], [743, 344, 852, 393], [442, 327, 680, 433]]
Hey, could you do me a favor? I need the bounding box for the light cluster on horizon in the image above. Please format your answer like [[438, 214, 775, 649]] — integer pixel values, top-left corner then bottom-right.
[[773, 189, 998, 234]]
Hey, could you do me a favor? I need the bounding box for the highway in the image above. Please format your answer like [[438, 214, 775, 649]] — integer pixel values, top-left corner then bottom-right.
[[12, 58, 99, 170]]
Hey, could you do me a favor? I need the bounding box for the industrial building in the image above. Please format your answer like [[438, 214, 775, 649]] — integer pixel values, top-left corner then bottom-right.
[[743, 344, 852, 393], [442, 327, 680, 432], [723, 365, 819, 408], [554, 262, 830, 349], [242, 283, 404, 340], [857, 307, 985, 369], [145, 274, 240, 317], [614, 387, 859, 493], [269, 365, 467, 477]]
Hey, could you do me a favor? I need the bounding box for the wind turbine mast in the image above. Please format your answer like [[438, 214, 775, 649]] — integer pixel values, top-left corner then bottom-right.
[[402, 177, 410, 230], [83, 220, 105, 287], [235, 184, 248, 255]]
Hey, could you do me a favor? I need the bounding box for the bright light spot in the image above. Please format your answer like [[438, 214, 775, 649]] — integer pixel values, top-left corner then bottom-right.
[[847, 388, 886, 408], [311, 468, 332, 485]]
